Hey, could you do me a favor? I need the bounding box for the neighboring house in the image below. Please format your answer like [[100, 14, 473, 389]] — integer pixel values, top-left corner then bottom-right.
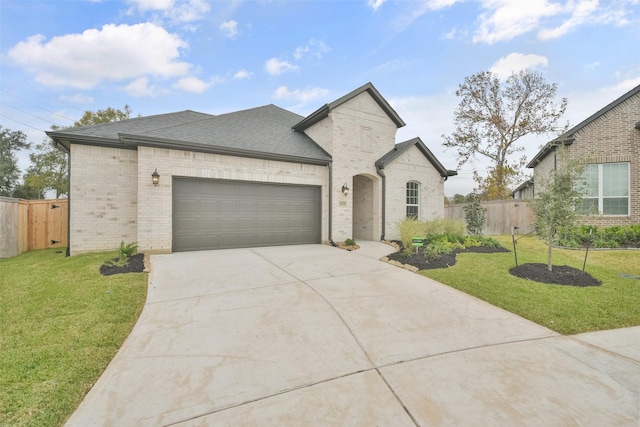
[[48, 83, 457, 255], [512, 178, 534, 200], [526, 84, 640, 226]]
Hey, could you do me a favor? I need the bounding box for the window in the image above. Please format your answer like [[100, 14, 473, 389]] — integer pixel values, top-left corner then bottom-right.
[[406, 182, 419, 218], [579, 162, 629, 215]]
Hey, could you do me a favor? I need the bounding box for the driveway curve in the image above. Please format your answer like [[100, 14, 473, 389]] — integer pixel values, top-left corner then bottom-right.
[[66, 242, 640, 426]]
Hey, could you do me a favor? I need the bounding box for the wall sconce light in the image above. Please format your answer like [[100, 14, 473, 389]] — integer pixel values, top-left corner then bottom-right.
[[152, 169, 160, 187], [341, 183, 350, 196]]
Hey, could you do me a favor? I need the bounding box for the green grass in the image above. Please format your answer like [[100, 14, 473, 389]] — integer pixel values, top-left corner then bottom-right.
[[420, 235, 640, 335], [0, 249, 147, 427]]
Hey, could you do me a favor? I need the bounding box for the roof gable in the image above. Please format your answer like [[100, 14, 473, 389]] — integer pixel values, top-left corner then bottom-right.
[[527, 84, 640, 168], [293, 82, 406, 131], [376, 137, 457, 178]]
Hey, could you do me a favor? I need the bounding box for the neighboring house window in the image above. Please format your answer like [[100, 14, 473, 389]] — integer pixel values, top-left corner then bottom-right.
[[406, 182, 419, 218], [579, 162, 629, 215]]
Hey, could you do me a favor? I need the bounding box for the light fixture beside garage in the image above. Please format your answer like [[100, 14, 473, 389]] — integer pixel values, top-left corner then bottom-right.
[[342, 183, 350, 196], [152, 169, 160, 187]]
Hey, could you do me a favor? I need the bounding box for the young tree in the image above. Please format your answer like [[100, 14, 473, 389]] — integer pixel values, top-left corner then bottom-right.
[[463, 193, 487, 236], [443, 70, 567, 200], [530, 148, 585, 271], [0, 126, 31, 196]]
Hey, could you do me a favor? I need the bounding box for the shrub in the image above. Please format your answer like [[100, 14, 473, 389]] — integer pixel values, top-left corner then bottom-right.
[[396, 217, 465, 249], [344, 238, 356, 246], [463, 193, 487, 235], [119, 241, 138, 259]]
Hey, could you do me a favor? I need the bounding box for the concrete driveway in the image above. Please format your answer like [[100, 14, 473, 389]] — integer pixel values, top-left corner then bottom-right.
[[66, 242, 639, 426]]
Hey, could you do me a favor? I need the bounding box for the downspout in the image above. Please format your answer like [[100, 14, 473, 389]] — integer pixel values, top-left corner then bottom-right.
[[376, 164, 386, 241], [54, 141, 71, 257], [328, 161, 337, 246]]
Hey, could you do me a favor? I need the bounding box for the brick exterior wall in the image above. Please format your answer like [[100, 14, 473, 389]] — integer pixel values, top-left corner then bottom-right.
[[68, 89, 449, 253], [533, 91, 639, 226], [136, 146, 328, 253], [306, 93, 397, 242], [69, 144, 138, 255], [384, 145, 445, 241]]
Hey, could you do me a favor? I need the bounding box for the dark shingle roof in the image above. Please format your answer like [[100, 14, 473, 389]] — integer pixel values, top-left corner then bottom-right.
[[527, 84, 640, 168], [48, 106, 331, 165], [49, 110, 214, 142], [293, 82, 406, 131], [376, 137, 457, 178]]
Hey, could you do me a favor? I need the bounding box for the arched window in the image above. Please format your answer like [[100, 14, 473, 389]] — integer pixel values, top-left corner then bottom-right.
[[406, 182, 419, 218]]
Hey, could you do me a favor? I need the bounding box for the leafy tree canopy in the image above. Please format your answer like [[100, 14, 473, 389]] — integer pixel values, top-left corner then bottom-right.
[[0, 126, 31, 196], [443, 70, 567, 200], [530, 147, 585, 271], [23, 105, 133, 199]]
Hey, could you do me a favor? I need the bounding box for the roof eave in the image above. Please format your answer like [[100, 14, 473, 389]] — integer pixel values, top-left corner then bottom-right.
[[120, 134, 331, 166], [526, 137, 574, 168], [377, 137, 454, 178]]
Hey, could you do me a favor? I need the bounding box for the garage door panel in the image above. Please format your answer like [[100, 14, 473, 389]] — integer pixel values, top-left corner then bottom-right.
[[173, 178, 321, 251]]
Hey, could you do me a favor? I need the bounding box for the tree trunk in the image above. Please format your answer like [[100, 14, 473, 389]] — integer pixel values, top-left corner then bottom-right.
[[547, 232, 553, 271]]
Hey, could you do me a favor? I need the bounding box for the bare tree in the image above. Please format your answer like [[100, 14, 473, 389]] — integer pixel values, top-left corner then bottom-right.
[[443, 70, 567, 199]]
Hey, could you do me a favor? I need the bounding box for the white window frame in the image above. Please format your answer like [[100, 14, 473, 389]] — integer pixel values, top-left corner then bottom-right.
[[406, 181, 419, 218], [580, 162, 630, 216]]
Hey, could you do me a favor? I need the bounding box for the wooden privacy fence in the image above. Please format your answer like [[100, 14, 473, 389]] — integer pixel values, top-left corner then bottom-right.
[[0, 197, 68, 258], [445, 199, 535, 236]]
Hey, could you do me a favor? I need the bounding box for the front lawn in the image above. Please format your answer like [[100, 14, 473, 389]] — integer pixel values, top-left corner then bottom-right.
[[420, 235, 640, 335], [0, 248, 147, 427]]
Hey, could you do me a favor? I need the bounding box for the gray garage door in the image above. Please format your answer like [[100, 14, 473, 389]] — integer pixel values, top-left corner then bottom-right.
[[172, 177, 321, 251]]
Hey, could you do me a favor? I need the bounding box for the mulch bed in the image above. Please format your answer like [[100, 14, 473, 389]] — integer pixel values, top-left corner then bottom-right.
[[386, 242, 509, 270], [387, 241, 601, 287], [99, 253, 145, 276], [510, 263, 602, 287]]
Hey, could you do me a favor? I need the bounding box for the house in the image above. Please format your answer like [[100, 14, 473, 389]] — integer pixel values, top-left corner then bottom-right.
[[47, 83, 457, 255], [511, 178, 534, 200], [526, 84, 640, 226]]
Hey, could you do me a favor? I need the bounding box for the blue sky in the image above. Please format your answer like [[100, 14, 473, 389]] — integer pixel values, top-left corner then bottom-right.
[[1, 0, 639, 196]]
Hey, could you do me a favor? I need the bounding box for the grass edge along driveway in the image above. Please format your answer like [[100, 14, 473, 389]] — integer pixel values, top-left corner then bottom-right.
[[0, 248, 147, 427], [421, 235, 640, 335]]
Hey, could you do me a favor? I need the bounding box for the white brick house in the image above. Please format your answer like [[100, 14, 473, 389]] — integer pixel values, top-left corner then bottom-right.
[[48, 83, 456, 254], [526, 84, 640, 226]]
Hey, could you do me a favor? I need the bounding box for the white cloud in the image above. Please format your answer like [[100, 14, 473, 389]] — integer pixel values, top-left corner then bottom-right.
[[60, 93, 94, 105], [274, 86, 328, 103], [264, 58, 299, 75], [473, 0, 562, 44], [489, 53, 549, 78], [538, 0, 598, 40], [7, 23, 191, 89], [368, 0, 386, 11], [126, 0, 210, 24], [127, 0, 174, 12], [124, 77, 158, 97], [173, 76, 211, 93], [233, 69, 253, 79], [220, 20, 238, 38], [472, 0, 633, 44], [294, 39, 330, 60]]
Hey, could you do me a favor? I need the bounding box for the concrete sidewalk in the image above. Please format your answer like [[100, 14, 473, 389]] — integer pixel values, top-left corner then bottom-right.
[[65, 243, 640, 426]]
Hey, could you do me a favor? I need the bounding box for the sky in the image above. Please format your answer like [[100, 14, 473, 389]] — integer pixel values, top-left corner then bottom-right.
[[1, 0, 639, 196]]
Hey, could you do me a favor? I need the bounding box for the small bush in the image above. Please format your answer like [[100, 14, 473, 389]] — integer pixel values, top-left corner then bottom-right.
[[396, 217, 465, 248], [463, 193, 487, 235], [556, 224, 640, 248], [119, 241, 138, 258], [344, 238, 356, 246]]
